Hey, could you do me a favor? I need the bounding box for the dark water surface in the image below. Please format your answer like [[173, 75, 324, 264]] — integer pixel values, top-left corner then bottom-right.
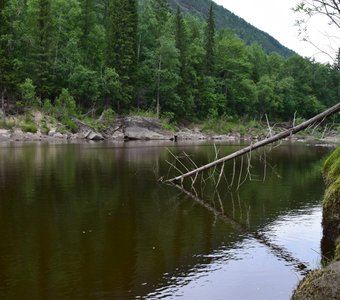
[[0, 141, 331, 299]]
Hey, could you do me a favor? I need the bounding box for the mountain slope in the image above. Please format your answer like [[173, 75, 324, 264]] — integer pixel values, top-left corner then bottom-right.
[[168, 0, 295, 58]]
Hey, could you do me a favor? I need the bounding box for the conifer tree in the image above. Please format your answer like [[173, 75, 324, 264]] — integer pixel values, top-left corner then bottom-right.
[[175, 6, 191, 112], [0, 0, 9, 113], [81, 0, 96, 54], [175, 7, 187, 72], [107, 0, 138, 111], [204, 3, 215, 76], [153, 0, 170, 28], [32, 0, 53, 99], [0, 0, 17, 113], [0, 0, 10, 92], [334, 48, 340, 71]]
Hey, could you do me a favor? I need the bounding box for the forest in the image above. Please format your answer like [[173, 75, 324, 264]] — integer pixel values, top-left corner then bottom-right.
[[0, 0, 340, 125]]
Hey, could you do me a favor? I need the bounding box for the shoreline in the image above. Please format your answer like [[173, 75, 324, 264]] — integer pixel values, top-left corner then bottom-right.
[[1, 115, 339, 144], [0, 128, 339, 145]]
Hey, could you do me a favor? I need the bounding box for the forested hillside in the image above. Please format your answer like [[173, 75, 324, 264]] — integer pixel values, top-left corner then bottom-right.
[[168, 0, 295, 58], [0, 0, 339, 128]]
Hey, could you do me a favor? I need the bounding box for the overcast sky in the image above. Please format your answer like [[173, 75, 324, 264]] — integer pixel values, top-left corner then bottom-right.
[[213, 0, 339, 63]]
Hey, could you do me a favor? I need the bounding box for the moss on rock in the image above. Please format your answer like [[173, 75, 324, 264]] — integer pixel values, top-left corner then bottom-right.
[[336, 242, 340, 262], [322, 147, 340, 252], [292, 262, 340, 300], [293, 147, 340, 300], [324, 147, 340, 185]]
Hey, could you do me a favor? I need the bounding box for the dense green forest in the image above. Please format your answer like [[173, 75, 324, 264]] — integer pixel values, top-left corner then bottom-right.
[[0, 0, 339, 124]]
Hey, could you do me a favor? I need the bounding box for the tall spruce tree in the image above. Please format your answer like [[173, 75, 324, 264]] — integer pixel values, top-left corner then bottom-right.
[[175, 6, 192, 113], [153, 0, 169, 28], [32, 0, 53, 99], [0, 0, 10, 112], [175, 7, 186, 75], [0, 0, 16, 113], [204, 3, 215, 76], [107, 0, 138, 111], [334, 48, 340, 71], [81, 0, 96, 54]]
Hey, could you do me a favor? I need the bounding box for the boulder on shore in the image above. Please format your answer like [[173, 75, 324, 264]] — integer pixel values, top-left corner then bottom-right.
[[292, 262, 340, 300], [85, 130, 104, 141], [123, 116, 173, 140]]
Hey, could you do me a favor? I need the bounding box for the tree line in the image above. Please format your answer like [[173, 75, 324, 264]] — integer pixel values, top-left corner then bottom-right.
[[0, 0, 339, 122]]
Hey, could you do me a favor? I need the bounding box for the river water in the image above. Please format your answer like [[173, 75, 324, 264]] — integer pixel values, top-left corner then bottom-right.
[[0, 141, 331, 299]]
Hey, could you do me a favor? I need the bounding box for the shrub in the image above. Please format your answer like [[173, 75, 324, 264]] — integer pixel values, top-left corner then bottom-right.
[[100, 108, 115, 127], [161, 112, 176, 131], [55, 89, 77, 116], [40, 120, 50, 135], [19, 79, 40, 108], [42, 99, 53, 114], [61, 117, 77, 133], [21, 122, 38, 133], [0, 119, 16, 129]]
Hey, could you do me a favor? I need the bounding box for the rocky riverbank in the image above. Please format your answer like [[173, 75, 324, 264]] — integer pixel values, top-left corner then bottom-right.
[[0, 112, 339, 144], [0, 114, 246, 143]]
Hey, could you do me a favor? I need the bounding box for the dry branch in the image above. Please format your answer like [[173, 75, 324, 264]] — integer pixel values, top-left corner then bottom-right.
[[165, 102, 340, 183]]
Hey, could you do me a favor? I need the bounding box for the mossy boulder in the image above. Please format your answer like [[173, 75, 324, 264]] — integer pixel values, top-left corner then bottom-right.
[[324, 147, 340, 185], [322, 147, 340, 253], [292, 262, 340, 300], [336, 242, 340, 261], [292, 147, 340, 300]]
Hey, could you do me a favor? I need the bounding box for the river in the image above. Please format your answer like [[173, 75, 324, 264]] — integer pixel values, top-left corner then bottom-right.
[[0, 141, 332, 299]]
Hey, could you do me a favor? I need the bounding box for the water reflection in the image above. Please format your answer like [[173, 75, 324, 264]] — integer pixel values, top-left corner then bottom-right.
[[0, 141, 331, 299]]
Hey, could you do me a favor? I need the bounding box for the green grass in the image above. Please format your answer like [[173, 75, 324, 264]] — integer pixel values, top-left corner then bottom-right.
[[200, 116, 266, 135], [160, 119, 177, 132], [128, 109, 158, 118], [0, 118, 16, 129], [20, 122, 38, 133]]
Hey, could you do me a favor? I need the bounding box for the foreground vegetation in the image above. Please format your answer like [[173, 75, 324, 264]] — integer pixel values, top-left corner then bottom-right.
[[1, 0, 339, 125], [323, 147, 340, 256]]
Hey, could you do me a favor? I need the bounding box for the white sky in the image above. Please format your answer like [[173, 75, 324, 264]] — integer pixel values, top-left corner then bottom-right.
[[214, 0, 339, 63]]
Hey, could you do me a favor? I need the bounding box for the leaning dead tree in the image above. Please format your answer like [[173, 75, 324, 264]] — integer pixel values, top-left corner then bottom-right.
[[165, 102, 340, 184]]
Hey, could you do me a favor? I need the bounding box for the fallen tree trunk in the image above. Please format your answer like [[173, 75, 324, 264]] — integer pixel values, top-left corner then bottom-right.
[[165, 102, 340, 183]]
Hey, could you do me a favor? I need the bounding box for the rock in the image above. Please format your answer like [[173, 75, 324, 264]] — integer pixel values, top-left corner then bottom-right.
[[69, 133, 85, 140], [176, 131, 206, 140], [123, 116, 173, 140], [86, 130, 104, 141], [24, 132, 39, 140], [323, 148, 340, 257], [0, 129, 10, 140], [12, 129, 24, 140], [33, 111, 43, 123], [48, 128, 57, 136], [292, 261, 340, 300], [110, 130, 124, 140], [124, 127, 169, 140], [53, 132, 65, 139]]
